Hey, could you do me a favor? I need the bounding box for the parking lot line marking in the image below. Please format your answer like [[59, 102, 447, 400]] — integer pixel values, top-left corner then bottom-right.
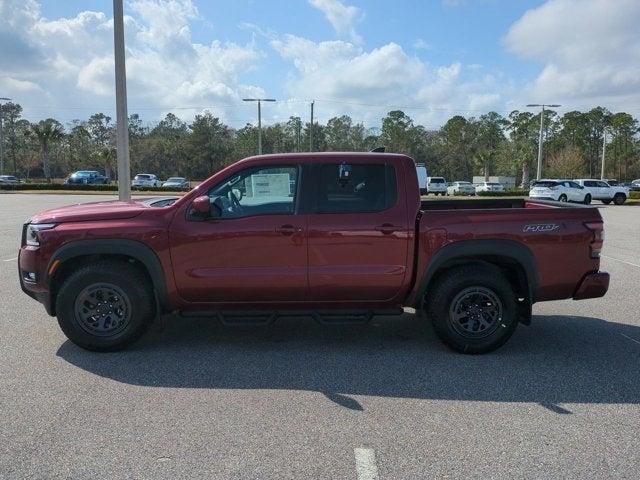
[[620, 333, 640, 346], [2, 257, 17, 262], [602, 254, 640, 269], [355, 448, 379, 480]]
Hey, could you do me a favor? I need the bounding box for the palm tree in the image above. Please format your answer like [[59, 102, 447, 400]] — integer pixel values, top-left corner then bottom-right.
[[27, 119, 64, 180]]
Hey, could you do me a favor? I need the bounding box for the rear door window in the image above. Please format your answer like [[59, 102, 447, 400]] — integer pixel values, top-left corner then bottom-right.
[[313, 163, 397, 213]]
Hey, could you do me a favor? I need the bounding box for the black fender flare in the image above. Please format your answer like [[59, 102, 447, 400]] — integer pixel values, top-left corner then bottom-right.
[[48, 239, 169, 312], [415, 239, 538, 307]]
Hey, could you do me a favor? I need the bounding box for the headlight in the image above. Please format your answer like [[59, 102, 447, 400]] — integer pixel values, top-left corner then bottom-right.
[[26, 223, 56, 246]]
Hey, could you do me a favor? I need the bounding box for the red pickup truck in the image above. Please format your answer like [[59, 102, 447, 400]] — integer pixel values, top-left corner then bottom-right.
[[19, 152, 609, 353]]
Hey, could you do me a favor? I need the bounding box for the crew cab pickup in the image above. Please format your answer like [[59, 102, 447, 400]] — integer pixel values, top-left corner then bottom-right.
[[19, 153, 610, 353]]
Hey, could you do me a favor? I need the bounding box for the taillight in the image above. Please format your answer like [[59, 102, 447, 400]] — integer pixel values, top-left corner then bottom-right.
[[584, 222, 604, 259], [548, 186, 558, 190]]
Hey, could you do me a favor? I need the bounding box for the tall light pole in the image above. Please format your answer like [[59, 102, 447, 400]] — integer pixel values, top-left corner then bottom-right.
[[309, 101, 314, 152], [601, 129, 607, 180], [113, 0, 131, 200], [0, 97, 11, 176], [243, 98, 276, 155], [527, 103, 561, 180]]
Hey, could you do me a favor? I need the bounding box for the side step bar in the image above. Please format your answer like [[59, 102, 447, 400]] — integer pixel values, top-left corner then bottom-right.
[[179, 308, 404, 326]]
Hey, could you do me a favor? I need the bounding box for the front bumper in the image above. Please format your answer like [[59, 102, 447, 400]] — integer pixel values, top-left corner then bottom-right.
[[573, 272, 610, 300], [18, 248, 55, 315]]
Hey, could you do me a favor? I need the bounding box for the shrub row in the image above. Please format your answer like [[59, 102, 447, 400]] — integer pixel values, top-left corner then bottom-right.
[[630, 191, 640, 200], [0, 183, 189, 192], [476, 189, 530, 197]]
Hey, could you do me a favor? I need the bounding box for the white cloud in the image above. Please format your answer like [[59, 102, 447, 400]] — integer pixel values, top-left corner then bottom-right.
[[504, 0, 640, 110], [308, 0, 363, 43], [0, 0, 261, 124], [270, 34, 503, 127], [413, 38, 431, 51]]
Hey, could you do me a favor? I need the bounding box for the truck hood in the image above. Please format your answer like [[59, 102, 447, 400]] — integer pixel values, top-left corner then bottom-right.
[[29, 199, 150, 224]]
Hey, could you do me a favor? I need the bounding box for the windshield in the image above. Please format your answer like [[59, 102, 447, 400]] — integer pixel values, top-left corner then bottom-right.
[[430, 178, 445, 183], [533, 181, 558, 187], [74, 171, 94, 177], [457, 182, 471, 185], [135, 175, 151, 180], [166, 177, 185, 182], [487, 182, 502, 186]]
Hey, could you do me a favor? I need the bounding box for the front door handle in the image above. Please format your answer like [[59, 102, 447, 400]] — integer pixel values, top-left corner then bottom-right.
[[375, 223, 400, 235], [276, 224, 301, 236]]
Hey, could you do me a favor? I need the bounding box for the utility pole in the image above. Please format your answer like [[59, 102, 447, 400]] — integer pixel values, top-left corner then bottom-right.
[[309, 101, 314, 152], [527, 103, 561, 180], [601, 129, 607, 180], [113, 0, 131, 200], [0, 97, 10, 176], [243, 98, 276, 155]]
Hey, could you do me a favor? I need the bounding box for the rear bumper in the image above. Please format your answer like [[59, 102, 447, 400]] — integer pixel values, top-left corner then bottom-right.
[[573, 271, 610, 300]]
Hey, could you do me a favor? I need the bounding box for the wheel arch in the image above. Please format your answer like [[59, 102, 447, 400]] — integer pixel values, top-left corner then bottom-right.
[[47, 239, 168, 316], [415, 239, 538, 311]]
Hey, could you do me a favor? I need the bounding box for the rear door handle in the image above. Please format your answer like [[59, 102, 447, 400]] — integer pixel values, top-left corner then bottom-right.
[[276, 224, 301, 236], [375, 223, 400, 235]]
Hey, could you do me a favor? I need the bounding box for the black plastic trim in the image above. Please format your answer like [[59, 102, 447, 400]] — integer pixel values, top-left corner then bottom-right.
[[415, 239, 538, 307], [47, 239, 169, 312]]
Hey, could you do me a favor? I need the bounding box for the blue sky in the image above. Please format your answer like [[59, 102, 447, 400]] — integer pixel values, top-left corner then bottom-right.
[[3, 0, 640, 128]]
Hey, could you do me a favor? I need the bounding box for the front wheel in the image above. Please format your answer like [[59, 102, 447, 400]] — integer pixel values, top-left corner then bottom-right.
[[558, 194, 568, 202], [56, 261, 155, 351], [613, 193, 626, 205], [583, 194, 591, 205], [424, 265, 518, 354]]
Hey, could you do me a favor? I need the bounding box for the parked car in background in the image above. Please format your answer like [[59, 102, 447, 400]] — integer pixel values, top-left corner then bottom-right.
[[574, 179, 629, 205], [64, 171, 109, 185], [447, 181, 475, 196], [162, 177, 189, 190], [627, 180, 640, 192], [416, 164, 428, 194], [529, 179, 590, 204], [475, 181, 505, 194], [425, 176, 447, 195], [0, 175, 20, 184], [132, 174, 162, 188]]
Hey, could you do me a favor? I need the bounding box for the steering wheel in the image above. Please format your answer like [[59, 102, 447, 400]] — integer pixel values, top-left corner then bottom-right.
[[228, 190, 244, 215]]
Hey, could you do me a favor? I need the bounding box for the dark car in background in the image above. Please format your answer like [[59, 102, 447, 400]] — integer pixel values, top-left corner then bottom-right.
[[64, 170, 109, 185], [0, 175, 20, 184]]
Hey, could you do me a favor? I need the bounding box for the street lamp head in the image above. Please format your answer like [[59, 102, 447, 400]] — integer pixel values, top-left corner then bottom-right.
[[243, 98, 276, 102], [0, 97, 11, 101], [242, 98, 258, 102], [263, 99, 276, 102], [526, 104, 541, 107], [548, 104, 561, 108]]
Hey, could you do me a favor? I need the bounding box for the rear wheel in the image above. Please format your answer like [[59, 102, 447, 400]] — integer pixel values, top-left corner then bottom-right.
[[424, 265, 518, 354], [56, 261, 155, 351], [614, 193, 626, 205], [558, 194, 568, 202], [583, 194, 591, 205]]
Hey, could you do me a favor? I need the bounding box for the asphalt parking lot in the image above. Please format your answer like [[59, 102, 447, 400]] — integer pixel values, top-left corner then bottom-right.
[[1, 194, 639, 479]]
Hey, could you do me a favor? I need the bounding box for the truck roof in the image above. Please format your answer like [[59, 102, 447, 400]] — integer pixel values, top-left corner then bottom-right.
[[240, 152, 413, 165]]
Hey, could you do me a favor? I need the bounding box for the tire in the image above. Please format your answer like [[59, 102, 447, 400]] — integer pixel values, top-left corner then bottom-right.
[[424, 265, 518, 354], [56, 261, 155, 351], [583, 194, 591, 205], [558, 194, 568, 202], [613, 193, 626, 205], [602, 199, 612, 205]]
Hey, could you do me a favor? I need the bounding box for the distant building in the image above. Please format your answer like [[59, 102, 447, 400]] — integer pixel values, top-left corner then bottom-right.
[[472, 176, 516, 188]]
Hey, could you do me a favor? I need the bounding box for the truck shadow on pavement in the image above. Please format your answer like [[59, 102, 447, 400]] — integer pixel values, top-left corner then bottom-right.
[[56, 314, 640, 412]]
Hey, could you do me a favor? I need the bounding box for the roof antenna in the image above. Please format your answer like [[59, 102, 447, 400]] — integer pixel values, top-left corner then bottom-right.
[[370, 146, 385, 153]]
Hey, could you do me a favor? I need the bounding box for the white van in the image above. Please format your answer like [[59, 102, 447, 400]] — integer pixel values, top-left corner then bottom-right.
[[426, 176, 447, 195], [416, 164, 428, 194]]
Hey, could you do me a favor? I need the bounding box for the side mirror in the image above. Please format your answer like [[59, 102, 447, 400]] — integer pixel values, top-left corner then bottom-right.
[[191, 195, 210, 217]]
